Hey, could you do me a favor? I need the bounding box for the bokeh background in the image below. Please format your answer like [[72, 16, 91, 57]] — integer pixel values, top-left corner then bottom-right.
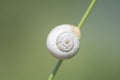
[[0, 0, 120, 80]]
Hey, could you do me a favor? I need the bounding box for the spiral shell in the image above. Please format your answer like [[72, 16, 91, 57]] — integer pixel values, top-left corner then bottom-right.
[[47, 24, 81, 59]]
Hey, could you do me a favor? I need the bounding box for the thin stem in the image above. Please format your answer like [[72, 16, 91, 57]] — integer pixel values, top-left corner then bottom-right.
[[48, 0, 96, 80], [78, 0, 96, 29], [48, 60, 63, 80]]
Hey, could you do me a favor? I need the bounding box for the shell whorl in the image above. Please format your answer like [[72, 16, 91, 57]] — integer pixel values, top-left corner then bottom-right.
[[47, 24, 81, 59], [56, 32, 74, 52]]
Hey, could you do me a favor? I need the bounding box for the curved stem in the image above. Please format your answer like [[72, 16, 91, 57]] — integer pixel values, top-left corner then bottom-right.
[[78, 0, 96, 29], [48, 0, 96, 80], [48, 60, 63, 80]]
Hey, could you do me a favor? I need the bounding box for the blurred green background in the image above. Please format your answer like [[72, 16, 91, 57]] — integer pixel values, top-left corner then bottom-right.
[[0, 0, 120, 80]]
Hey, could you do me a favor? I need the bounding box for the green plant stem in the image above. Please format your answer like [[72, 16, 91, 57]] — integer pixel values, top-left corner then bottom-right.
[[48, 60, 63, 80], [78, 0, 96, 29], [48, 0, 96, 80]]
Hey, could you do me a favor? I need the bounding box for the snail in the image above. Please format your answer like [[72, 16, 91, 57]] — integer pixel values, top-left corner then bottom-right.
[[47, 24, 81, 59]]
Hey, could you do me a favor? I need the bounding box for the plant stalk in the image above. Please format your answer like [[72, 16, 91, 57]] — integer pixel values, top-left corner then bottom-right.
[[48, 60, 63, 80], [78, 0, 96, 29]]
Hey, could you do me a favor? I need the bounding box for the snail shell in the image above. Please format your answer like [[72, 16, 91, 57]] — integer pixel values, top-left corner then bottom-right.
[[47, 24, 81, 59]]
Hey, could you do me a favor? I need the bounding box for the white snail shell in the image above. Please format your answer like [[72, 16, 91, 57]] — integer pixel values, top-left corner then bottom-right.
[[47, 24, 81, 59]]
